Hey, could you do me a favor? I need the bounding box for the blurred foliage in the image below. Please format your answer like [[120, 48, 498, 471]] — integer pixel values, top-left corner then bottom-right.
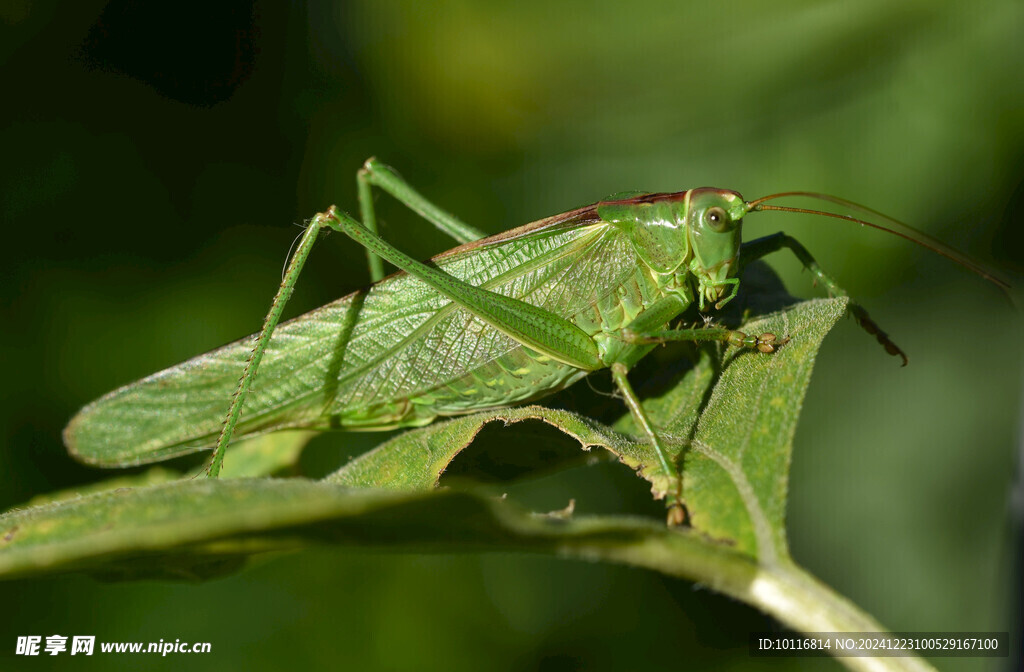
[[1, 0, 1021, 670]]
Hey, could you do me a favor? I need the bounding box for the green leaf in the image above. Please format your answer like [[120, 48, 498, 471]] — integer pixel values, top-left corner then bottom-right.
[[218, 430, 318, 478], [0, 478, 674, 581], [21, 431, 318, 512], [23, 466, 184, 509], [327, 406, 649, 490], [645, 298, 848, 557], [0, 477, 928, 670]]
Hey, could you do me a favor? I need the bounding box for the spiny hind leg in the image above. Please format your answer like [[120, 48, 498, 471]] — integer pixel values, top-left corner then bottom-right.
[[739, 232, 907, 365], [207, 209, 346, 477], [357, 158, 487, 282]]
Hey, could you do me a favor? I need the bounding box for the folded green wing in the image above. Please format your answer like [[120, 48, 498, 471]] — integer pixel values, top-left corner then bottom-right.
[[65, 214, 644, 466]]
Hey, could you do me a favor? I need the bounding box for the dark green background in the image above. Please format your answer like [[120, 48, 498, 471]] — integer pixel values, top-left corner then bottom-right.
[[2, 1, 1021, 670]]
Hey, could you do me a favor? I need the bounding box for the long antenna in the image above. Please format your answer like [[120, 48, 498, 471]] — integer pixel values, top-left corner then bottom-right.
[[746, 191, 1009, 290]]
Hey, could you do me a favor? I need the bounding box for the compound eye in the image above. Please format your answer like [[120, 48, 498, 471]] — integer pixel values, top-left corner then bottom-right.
[[705, 206, 730, 232]]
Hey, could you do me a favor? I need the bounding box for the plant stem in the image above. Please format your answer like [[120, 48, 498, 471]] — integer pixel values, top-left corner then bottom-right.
[[555, 527, 936, 672]]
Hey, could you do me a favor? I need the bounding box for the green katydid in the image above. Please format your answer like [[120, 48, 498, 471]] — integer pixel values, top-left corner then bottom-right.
[[63, 158, 1007, 524]]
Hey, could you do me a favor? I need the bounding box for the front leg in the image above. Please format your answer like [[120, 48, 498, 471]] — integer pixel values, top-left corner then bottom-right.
[[741, 232, 908, 365]]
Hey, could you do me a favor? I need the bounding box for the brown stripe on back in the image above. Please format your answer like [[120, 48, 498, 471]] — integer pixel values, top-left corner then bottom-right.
[[428, 190, 691, 264], [366, 190, 690, 285], [596, 191, 689, 208], [432, 202, 605, 261]]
